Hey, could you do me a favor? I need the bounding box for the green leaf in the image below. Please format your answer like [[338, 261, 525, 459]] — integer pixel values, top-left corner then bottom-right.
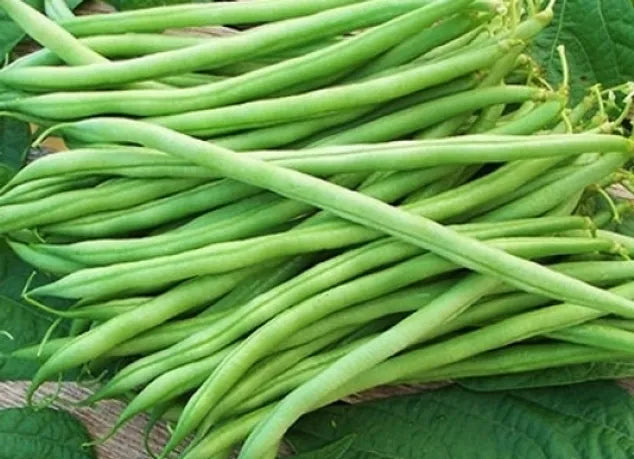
[[0, 117, 30, 186], [290, 435, 355, 459], [0, 407, 94, 459], [288, 382, 634, 458], [0, 240, 71, 380], [531, 0, 634, 103]]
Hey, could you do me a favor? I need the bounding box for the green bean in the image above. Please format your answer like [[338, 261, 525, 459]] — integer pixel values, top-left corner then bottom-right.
[[201, 274, 496, 457], [85, 216, 586, 404], [330, 281, 634, 401], [31, 194, 608, 299], [203, 258, 316, 316], [232, 340, 373, 421], [299, 74, 479, 148], [40, 135, 595, 237], [274, 280, 453, 350], [355, 13, 486, 79], [16, 0, 476, 119], [150, 40, 515, 136], [461, 163, 581, 221], [0, 0, 434, 91], [0, 0, 163, 90], [477, 153, 628, 222], [114, 326, 353, 433], [0, 176, 104, 206], [468, 103, 507, 134], [184, 406, 274, 459], [504, 100, 538, 122], [27, 265, 260, 399], [4, 147, 178, 186], [62, 119, 634, 321], [103, 311, 237, 359], [41, 180, 260, 238], [59, 0, 366, 36], [172, 236, 618, 450], [407, 343, 631, 383], [308, 86, 554, 145], [119, 255, 630, 362], [594, 318, 634, 332], [275, 132, 601, 172], [403, 164, 480, 204], [4, 0, 470, 117], [31, 222, 387, 299], [548, 323, 634, 355], [244, 337, 625, 419], [239, 274, 634, 457], [156, 73, 226, 88], [544, 190, 584, 217], [431, 260, 634, 339], [44, 0, 73, 22], [421, 25, 489, 61], [0, 0, 106, 66], [414, 33, 529, 140], [189, 342, 629, 458], [487, 99, 564, 134], [8, 34, 205, 69], [270, 7, 488, 97], [201, 329, 373, 428], [35, 167, 447, 265], [9, 34, 340, 71], [60, 228, 604, 356], [8, 240, 87, 275], [0, 176, 204, 234], [213, 110, 372, 151], [106, 342, 239, 428]]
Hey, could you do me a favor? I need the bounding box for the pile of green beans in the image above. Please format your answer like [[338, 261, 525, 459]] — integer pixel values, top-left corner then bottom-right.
[[2, 0, 634, 458]]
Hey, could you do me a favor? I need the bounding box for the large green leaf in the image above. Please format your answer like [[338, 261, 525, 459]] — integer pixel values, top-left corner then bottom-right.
[[531, 0, 634, 103], [0, 407, 94, 459], [288, 382, 634, 458], [0, 241, 72, 380], [460, 361, 634, 392], [0, 117, 30, 187]]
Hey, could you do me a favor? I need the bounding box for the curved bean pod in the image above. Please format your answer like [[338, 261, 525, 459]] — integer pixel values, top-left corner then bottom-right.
[[27, 265, 260, 400]]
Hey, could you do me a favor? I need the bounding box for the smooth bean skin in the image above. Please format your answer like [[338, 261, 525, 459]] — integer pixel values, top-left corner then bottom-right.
[[31, 219, 591, 359], [477, 152, 629, 221], [0, 0, 163, 91], [87, 234, 610, 405], [60, 0, 366, 36], [27, 266, 259, 399], [41, 180, 257, 238], [167, 236, 618, 451], [312, 86, 554, 145], [35, 167, 448, 266], [0, 177, 203, 234], [330, 281, 634, 401], [187, 342, 628, 458], [0, 0, 433, 91], [85, 219, 554, 403], [150, 41, 514, 136], [62, 118, 634, 318], [1, 0, 477, 118], [238, 271, 632, 457]]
